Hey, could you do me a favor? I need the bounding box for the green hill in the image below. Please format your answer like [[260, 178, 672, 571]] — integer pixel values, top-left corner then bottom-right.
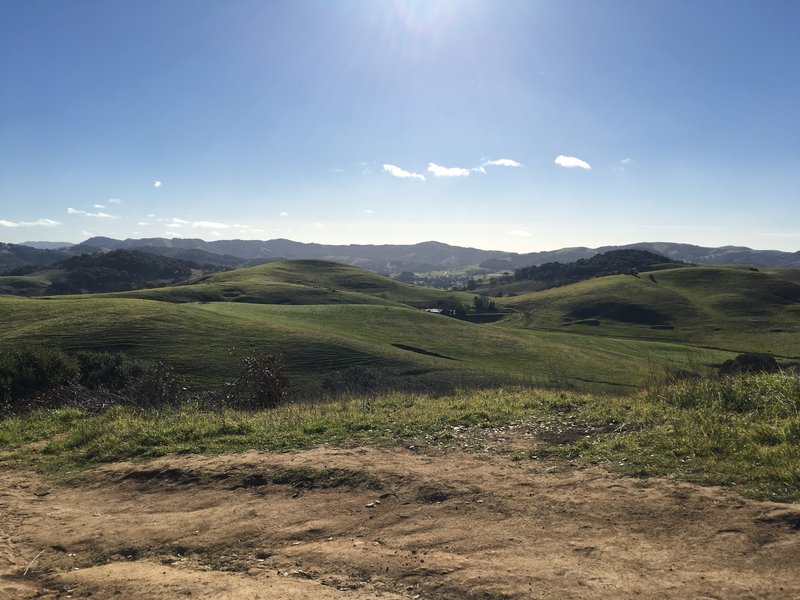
[[4, 261, 797, 396], [103, 259, 473, 308], [500, 265, 800, 357], [0, 292, 732, 394]]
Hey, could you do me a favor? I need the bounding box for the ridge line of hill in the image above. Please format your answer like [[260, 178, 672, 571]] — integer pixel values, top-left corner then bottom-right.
[[1, 237, 798, 277]]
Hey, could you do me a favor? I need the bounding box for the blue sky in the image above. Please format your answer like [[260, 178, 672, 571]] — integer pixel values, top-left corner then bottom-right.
[[1, 0, 798, 252]]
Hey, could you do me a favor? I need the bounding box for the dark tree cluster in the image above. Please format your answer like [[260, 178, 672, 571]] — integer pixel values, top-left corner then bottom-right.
[[46, 249, 194, 293], [513, 250, 680, 289], [0, 345, 291, 416]]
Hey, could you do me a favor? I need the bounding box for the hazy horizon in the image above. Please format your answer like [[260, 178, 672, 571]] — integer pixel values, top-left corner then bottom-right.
[[2, 1, 798, 252]]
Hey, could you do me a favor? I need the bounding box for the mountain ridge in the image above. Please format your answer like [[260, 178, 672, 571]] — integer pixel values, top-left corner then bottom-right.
[[3, 237, 799, 276]]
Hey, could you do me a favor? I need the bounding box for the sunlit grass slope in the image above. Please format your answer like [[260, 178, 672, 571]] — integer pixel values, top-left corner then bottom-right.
[[104, 259, 471, 307], [499, 266, 800, 357], [0, 295, 731, 393]]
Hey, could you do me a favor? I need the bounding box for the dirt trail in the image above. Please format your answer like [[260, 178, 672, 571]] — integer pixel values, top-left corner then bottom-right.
[[2, 444, 800, 599]]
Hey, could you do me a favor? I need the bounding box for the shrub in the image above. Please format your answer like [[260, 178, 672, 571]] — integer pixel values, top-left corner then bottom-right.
[[719, 352, 780, 376], [75, 350, 140, 391], [232, 353, 289, 409], [0, 346, 187, 415], [125, 361, 187, 410], [0, 345, 79, 413]]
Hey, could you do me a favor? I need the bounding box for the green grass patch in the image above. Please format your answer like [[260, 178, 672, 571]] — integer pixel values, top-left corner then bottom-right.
[[4, 373, 800, 502]]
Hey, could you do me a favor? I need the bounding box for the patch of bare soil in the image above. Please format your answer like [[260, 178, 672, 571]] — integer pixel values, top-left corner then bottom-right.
[[2, 443, 800, 599]]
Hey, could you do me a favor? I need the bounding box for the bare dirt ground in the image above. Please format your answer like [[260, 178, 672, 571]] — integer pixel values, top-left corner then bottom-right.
[[2, 439, 800, 599]]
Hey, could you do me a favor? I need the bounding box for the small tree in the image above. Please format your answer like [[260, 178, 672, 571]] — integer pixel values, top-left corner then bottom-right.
[[472, 295, 496, 313]]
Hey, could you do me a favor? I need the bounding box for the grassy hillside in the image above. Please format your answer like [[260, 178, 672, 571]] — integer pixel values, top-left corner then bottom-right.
[[3, 261, 797, 395], [103, 259, 473, 308], [0, 294, 732, 394], [500, 266, 800, 357]]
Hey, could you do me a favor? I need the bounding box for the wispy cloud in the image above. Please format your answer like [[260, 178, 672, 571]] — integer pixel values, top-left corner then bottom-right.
[[620, 158, 633, 165], [153, 180, 162, 188], [555, 155, 591, 170], [365, 209, 375, 214], [279, 212, 289, 217], [171, 218, 189, 225], [0, 218, 62, 228], [192, 221, 230, 229], [483, 158, 522, 168], [67, 208, 115, 218], [427, 162, 472, 177], [94, 203, 106, 209], [383, 164, 426, 181], [507, 229, 532, 237], [108, 197, 122, 204]]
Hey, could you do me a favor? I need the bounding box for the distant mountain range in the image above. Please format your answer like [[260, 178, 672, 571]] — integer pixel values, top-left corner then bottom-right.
[[2, 236, 799, 276]]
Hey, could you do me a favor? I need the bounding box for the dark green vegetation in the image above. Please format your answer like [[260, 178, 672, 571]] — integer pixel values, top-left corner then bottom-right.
[[481, 249, 684, 294], [0, 345, 290, 416], [512, 249, 681, 287], [2, 372, 800, 501], [0, 249, 229, 296]]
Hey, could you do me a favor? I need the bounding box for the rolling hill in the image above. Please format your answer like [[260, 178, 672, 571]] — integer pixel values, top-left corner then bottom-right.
[[499, 265, 800, 358], [1, 259, 761, 394]]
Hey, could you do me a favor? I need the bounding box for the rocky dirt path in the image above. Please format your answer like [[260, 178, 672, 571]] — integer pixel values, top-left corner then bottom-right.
[[2, 444, 800, 599]]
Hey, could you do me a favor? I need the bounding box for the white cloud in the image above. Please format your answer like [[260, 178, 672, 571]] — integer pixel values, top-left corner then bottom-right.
[[171, 218, 189, 225], [0, 219, 57, 228], [365, 209, 375, 214], [192, 221, 230, 229], [67, 208, 114, 218], [166, 223, 182, 229], [427, 162, 472, 177], [147, 213, 156, 218], [620, 158, 633, 165], [555, 155, 591, 170], [153, 180, 162, 188], [383, 164, 426, 181], [137, 222, 149, 226], [279, 212, 289, 217], [507, 229, 532, 237], [108, 197, 122, 204], [484, 158, 522, 168], [94, 204, 106, 209]]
